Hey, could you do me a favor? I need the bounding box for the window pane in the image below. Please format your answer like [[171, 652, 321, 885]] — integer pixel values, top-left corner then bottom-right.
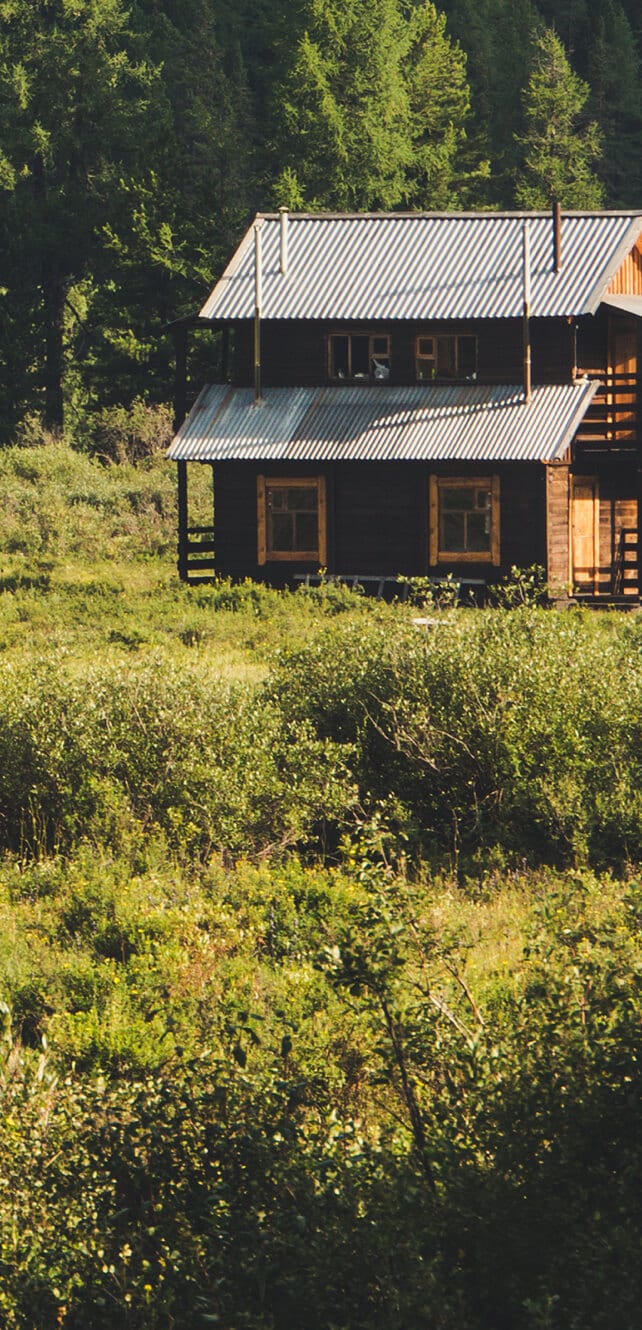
[[286, 487, 317, 512], [351, 336, 370, 375], [442, 512, 466, 551], [459, 337, 477, 374], [437, 337, 456, 375], [268, 489, 286, 511], [476, 488, 491, 510], [295, 512, 318, 550], [442, 487, 475, 511], [466, 512, 490, 551], [332, 336, 349, 377], [270, 512, 294, 551], [418, 337, 434, 357], [416, 358, 435, 381], [372, 337, 389, 354]]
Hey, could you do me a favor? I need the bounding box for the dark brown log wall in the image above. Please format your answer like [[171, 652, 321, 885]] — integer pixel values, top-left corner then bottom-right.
[[231, 318, 577, 388], [211, 460, 547, 584]]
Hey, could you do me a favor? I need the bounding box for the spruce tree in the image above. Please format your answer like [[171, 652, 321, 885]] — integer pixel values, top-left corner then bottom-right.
[[270, 0, 413, 211], [403, 1, 487, 208], [514, 26, 604, 209], [0, 0, 161, 433], [588, 0, 642, 207]]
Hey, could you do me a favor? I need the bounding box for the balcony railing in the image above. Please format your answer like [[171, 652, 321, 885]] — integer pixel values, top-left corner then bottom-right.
[[612, 527, 638, 597], [574, 371, 638, 448]]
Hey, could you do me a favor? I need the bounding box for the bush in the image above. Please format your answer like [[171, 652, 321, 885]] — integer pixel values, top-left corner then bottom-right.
[[83, 398, 173, 463], [268, 610, 642, 870]]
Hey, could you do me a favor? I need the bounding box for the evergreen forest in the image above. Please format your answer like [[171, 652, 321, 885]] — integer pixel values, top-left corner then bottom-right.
[[1, 0, 642, 440]]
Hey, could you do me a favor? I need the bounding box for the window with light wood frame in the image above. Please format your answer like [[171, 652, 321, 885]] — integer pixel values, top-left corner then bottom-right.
[[257, 476, 327, 565], [429, 476, 500, 565], [328, 332, 391, 382], [416, 334, 477, 382]]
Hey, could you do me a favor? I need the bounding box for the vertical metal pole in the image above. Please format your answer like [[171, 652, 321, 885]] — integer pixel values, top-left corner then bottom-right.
[[553, 200, 562, 273], [523, 221, 532, 403], [254, 220, 263, 405], [279, 206, 288, 276]]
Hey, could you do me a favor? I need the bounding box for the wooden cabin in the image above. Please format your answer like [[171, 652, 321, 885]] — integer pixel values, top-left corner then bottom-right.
[[168, 208, 642, 602]]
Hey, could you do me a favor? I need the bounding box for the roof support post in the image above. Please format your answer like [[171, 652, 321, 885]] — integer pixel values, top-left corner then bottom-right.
[[523, 220, 532, 404], [177, 460, 189, 582], [254, 219, 263, 405]]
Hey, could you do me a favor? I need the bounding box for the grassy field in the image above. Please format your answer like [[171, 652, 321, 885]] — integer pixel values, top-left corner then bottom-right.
[[1, 440, 642, 1330]]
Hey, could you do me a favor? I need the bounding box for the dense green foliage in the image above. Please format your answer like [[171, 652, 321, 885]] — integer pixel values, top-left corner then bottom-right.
[[1, 444, 642, 1326], [1, 0, 640, 439]]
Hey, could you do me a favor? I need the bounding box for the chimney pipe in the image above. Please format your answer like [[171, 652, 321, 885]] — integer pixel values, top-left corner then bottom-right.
[[553, 200, 562, 273], [279, 206, 288, 277], [254, 219, 263, 405], [523, 220, 532, 403]]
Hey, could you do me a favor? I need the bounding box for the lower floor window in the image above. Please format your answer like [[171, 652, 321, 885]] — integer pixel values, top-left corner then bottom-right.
[[258, 476, 326, 564], [429, 475, 500, 564]]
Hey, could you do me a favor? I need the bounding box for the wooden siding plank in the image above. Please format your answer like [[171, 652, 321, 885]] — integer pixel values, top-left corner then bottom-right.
[[429, 475, 438, 565], [607, 238, 642, 297], [257, 474, 266, 565], [491, 475, 501, 565], [545, 463, 570, 594], [318, 475, 327, 566]]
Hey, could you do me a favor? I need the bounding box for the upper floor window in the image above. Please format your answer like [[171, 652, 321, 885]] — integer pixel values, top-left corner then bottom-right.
[[329, 333, 391, 383], [416, 335, 477, 382]]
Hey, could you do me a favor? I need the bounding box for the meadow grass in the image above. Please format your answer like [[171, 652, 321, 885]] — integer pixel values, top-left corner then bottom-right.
[[2, 442, 642, 1328]]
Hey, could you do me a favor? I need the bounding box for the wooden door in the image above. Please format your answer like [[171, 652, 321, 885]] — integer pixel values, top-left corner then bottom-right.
[[609, 315, 637, 439], [571, 477, 599, 593]]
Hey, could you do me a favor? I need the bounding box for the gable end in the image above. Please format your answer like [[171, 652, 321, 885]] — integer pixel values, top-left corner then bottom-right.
[[608, 236, 642, 298]]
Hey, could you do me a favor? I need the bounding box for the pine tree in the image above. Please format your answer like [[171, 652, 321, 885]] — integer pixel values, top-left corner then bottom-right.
[[403, 1, 487, 208], [270, 0, 413, 211], [443, 0, 536, 203], [0, 0, 161, 433], [588, 0, 642, 206], [514, 26, 604, 209]]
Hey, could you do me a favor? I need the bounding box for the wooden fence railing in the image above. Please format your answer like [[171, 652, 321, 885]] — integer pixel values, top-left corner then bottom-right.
[[575, 371, 638, 448], [612, 526, 638, 597]]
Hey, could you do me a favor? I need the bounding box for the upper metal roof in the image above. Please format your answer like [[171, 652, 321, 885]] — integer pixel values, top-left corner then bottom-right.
[[199, 212, 642, 323], [168, 380, 598, 465]]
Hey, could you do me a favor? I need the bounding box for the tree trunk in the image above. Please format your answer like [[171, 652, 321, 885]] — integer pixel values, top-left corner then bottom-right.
[[42, 263, 65, 433]]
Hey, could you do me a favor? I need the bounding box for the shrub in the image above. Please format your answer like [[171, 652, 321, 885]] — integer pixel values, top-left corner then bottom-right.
[[83, 398, 173, 463]]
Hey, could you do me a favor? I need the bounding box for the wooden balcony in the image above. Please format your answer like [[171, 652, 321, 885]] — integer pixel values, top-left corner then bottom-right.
[[574, 372, 638, 450]]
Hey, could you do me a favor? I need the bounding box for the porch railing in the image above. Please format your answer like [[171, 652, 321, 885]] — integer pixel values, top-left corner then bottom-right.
[[575, 371, 638, 448], [612, 527, 638, 597], [182, 524, 216, 581]]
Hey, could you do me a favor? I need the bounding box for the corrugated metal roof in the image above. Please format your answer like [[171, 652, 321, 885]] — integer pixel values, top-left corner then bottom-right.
[[168, 380, 599, 465], [199, 212, 642, 323]]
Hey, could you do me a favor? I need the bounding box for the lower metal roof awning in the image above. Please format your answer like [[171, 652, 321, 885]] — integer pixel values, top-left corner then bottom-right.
[[602, 293, 642, 317], [167, 380, 599, 466]]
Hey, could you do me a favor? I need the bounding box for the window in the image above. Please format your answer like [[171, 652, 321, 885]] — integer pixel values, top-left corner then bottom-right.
[[257, 476, 326, 564], [329, 333, 391, 383], [416, 335, 477, 382], [429, 476, 500, 564]]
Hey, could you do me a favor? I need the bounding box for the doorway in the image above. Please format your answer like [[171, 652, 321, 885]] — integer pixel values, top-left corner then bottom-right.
[[571, 477, 599, 593]]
